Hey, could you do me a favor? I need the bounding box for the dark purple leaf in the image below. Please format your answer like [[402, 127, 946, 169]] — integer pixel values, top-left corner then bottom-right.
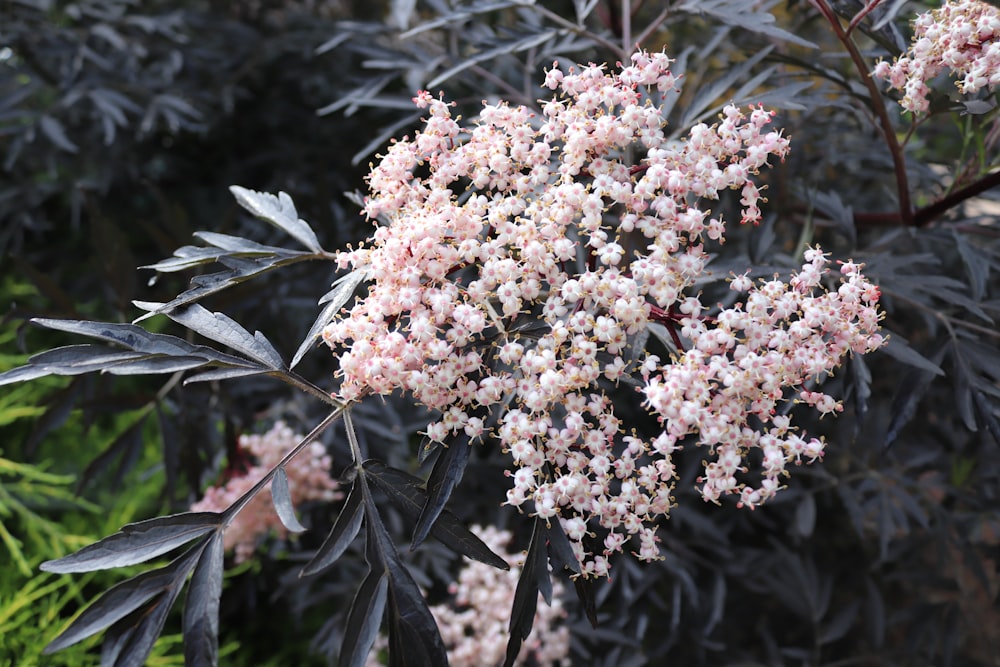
[[301, 480, 364, 576], [363, 460, 507, 570], [339, 564, 389, 667], [504, 518, 546, 667], [229, 186, 323, 253], [271, 466, 307, 534], [184, 533, 225, 667], [43, 544, 203, 653], [40, 513, 221, 573], [135, 302, 285, 370], [413, 430, 470, 549]]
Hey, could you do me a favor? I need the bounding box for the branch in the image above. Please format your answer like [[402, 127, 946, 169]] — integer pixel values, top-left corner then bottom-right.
[[811, 0, 914, 226], [851, 170, 1000, 227]]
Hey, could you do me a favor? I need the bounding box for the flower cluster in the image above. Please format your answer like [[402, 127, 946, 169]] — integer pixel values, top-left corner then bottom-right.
[[323, 51, 883, 576], [366, 525, 570, 667], [191, 421, 341, 562], [873, 0, 1000, 113]]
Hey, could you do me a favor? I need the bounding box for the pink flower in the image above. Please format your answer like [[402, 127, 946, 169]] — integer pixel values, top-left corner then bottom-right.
[[191, 421, 341, 563], [324, 50, 882, 577], [873, 0, 1000, 113]]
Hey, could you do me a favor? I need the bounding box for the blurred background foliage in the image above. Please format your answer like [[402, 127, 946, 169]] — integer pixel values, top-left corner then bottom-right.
[[1, 0, 999, 665]]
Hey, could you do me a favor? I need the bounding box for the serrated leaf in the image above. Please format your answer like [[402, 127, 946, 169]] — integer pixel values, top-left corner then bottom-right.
[[886, 343, 946, 447], [386, 579, 447, 667], [504, 518, 546, 667], [134, 302, 285, 370], [142, 254, 306, 312], [183, 367, 269, 384], [40, 513, 221, 573], [292, 269, 371, 369], [28, 318, 258, 369], [413, 430, 470, 550], [183, 533, 224, 667], [427, 29, 561, 89], [682, 0, 816, 48], [681, 46, 773, 128], [272, 466, 307, 534], [105, 355, 217, 375], [229, 186, 323, 253], [400, 0, 524, 37], [363, 460, 508, 570], [301, 480, 364, 576], [953, 230, 990, 301], [43, 543, 203, 653]]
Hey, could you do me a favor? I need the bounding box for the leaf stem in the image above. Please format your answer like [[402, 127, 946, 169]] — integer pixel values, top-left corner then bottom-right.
[[222, 407, 346, 526]]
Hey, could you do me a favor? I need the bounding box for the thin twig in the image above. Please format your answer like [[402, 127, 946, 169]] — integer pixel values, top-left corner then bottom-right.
[[811, 0, 914, 226]]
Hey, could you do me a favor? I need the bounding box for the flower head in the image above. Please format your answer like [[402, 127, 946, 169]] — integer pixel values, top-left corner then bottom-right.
[[873, 0, 1000, 113], [324, 50, 882, 576]]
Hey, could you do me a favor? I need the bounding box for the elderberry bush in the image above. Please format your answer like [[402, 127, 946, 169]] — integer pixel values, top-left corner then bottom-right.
[[2, 1, 999, 666]]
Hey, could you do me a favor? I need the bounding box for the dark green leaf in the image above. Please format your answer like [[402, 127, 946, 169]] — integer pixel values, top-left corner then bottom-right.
[[363, 461, 508, 570], [272, 466, 307, 534], [184, 533, 224, 667], [301, 480, 364, 576], [413, 430, 470, 550], [43, 544, 203, 653], [40, 513, 221, 573], [229, 186, 323, 253]]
